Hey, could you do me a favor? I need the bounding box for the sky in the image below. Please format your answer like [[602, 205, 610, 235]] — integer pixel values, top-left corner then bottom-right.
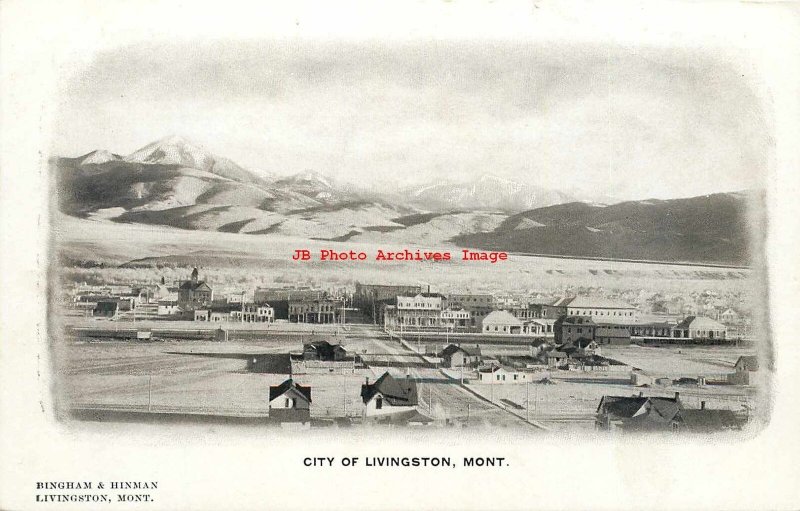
[[53, 40, 770, 201]]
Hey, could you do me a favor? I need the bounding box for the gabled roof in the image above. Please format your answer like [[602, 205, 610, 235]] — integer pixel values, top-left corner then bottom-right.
[[440, 344, 482, 358], [179, 280, 211, 291], [597, 395, 682, 422], [735, 355, 759, 371], [547, 351, 567, 358], [674, 316, 726, 330], [269, 378, 312, 403], [361, 373, 418, 406], [482, 310, 523, 326]]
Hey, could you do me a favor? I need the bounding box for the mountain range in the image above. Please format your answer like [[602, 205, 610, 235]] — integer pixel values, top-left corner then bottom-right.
[[53, 136, 759, 265]]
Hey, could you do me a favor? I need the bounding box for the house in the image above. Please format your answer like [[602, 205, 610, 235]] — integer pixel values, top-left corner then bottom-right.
[[482, 310, 523, 334], [596, 392, 683, 431], [93, 300, 119, 317], [719, 308, 741, 324], [672, 316, 727, 342], [594, 325, 631, 345], [477, 365, 531, 384], [439, 344, 482, 368], [546, 351, 568, 368], [177, 268, 213, 310], [361, 372, 419, 417], [193, 309, 209, 322], [268, 378, 312, 423], [303, 341, 348, 362], [728, 355, 759, 385]]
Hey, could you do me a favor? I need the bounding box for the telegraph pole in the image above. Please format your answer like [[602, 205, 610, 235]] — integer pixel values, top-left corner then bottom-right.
[[148, 375, 152, 412], [526, 381, 530, 422]]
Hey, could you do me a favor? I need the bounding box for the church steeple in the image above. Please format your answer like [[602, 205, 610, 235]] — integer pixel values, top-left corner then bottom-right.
[[191, 267, 199, 284]]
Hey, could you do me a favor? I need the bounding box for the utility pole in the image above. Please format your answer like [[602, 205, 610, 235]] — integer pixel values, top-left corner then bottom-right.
[[343, 368, 347, 416], [148, 374, 152, 412], [526, 381, 530, 422]]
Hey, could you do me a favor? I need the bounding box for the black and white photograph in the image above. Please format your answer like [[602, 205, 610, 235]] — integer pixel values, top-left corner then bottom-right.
[[1, 1, 799, 510], [50, 38, 770, 435]]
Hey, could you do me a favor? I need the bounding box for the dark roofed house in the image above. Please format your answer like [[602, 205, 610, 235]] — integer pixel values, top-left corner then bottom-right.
[[735, 355, 759, 372], [361, 372, 421, 419], [728, 355, 760, 385], [93, 300, 119, 317], [596, 392, 683, 431], [303, 341, 348, 362], [546, 350, 568, 368], [439, 344, 482, 368], [268, 378, 312, 423]]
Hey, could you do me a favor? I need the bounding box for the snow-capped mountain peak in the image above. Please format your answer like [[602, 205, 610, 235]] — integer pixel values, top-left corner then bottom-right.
[[125, 135, 214, 170], [80, 149, 120, 165]]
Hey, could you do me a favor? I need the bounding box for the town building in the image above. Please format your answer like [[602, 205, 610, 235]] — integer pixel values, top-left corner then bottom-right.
[[268, 378, 312, 423], [672, 316, 727, 342], [384, 293, 445, 331], [254, 287, 326, 320], [550, 296, 638, 324], [482, 310, 523, 334], [157, 300, 181, 316], [439, 344, 482, 368], [288, 298, 341, 323], [354, 283, 424, 323], [177, 268, 213, 310], [554, 316, 597, 344], [477, 365, 531, 384], [440, 308, 471, 331], [238, 303, 274, 323], [446, 293, 494, 329], [594, 325, 632, 345]]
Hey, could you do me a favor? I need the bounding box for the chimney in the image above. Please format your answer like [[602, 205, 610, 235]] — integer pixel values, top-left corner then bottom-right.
[[674, 392, 680, 400], [639, 391, 643, 397], [365, 377, 370, 386], [701, 401, 706, 410], [427, 284, 431, 294]]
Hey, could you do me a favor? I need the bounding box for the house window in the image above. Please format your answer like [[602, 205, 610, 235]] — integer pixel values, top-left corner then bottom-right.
[[376, 397, 383, 409]]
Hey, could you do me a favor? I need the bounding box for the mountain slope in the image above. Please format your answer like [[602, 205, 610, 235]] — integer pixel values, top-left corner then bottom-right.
[[452, 192, 758, 265], [405, 174, 574, 213]]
